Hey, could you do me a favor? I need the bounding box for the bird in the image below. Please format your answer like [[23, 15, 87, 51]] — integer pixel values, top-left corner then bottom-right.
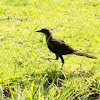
[[36, 28, 97, 69]]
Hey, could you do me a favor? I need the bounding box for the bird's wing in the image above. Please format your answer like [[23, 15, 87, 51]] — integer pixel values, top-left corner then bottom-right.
[[48, 39, 66, 53], [48, 38, 74, 54], [51, 39, 65, 46]]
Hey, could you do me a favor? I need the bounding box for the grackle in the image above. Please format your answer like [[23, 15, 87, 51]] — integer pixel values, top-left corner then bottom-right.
[[36, 28, 97, 69]]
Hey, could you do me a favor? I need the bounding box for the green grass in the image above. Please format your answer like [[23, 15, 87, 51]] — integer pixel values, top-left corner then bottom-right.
[[0, 0, 100, 99]]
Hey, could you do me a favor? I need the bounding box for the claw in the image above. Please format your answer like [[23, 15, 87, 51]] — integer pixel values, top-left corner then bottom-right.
[[45, 58, 51, 62], [59, 68, 66, 79], [60, 66, 63, 70], [41, 57, 51, 62]]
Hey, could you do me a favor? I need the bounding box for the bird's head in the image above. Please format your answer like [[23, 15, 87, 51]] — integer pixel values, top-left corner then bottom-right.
[[36, 28, 51, 35]]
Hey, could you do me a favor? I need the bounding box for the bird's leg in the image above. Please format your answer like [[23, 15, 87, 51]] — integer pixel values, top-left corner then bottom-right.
[[55, 55, 59, 60], [42, 55, 59, 62], [59, 55, 64, 70]]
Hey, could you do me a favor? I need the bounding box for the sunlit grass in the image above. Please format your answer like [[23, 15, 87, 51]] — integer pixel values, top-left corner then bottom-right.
[[0, 0, 100, 99]]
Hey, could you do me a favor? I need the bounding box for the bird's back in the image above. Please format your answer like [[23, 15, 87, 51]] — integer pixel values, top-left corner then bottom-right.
[[47, 37, 74, 55]]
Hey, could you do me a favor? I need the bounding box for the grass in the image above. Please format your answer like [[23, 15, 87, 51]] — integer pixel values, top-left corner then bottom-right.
[[0, 0, 100, 99]]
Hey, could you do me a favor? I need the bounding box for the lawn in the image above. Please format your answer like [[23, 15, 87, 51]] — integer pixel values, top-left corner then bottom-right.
[[0, 0, 100, 99]]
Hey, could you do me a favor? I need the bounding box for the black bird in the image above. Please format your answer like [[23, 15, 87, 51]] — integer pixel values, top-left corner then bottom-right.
[[36, 28, 97, 68]]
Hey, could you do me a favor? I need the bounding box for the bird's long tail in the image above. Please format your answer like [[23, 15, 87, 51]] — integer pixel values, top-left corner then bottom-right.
[[73, 50, 97, 59]]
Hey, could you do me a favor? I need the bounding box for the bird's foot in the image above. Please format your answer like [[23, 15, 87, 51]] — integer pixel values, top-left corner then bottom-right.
[[59, 67, 66, 79], [46, 58, 52, 62], [60, 63, 64, 70], [41, 57, 51, 62], [60, 66, 63, 70]]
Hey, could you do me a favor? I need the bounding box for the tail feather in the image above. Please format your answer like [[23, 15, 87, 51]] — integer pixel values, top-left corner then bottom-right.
[[73, 50, 97, 59]]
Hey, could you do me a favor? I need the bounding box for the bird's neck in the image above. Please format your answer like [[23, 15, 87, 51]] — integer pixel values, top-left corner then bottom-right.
[[46, 34, 52, 42]]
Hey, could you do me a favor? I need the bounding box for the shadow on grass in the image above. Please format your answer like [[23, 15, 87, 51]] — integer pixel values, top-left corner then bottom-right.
[[39, 68, 100, 99], [40, 67, 96, 87], [1, 67, 99, 99], [41, 69, 66, 87]]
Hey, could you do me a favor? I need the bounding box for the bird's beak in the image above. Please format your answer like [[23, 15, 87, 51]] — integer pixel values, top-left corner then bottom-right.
[[36, 30, 41, 32]]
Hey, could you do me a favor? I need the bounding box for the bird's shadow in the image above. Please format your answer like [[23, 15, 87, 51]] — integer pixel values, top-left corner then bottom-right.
[[42, 69, 66, 87], [41, 67, 96, 88]]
